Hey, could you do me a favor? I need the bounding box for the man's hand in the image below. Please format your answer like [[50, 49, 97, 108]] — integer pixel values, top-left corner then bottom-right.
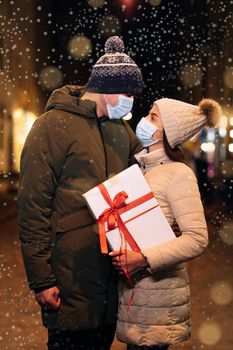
[[35, 286, 61, 311], [109, 250, 148, 274]]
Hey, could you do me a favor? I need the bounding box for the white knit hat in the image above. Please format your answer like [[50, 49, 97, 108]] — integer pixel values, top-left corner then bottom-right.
[[155, 98, 222, 148]]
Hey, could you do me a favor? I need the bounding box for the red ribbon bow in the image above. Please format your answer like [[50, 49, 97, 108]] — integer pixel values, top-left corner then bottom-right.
[[100, 190, 128, 230], [97, 183, 141, 254]]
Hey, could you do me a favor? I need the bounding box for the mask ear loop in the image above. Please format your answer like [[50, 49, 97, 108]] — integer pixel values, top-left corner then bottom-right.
[[103, 94, 109, 105]]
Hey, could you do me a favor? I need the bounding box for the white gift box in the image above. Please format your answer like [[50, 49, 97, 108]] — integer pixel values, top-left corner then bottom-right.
[[83, 164, 175, 252]]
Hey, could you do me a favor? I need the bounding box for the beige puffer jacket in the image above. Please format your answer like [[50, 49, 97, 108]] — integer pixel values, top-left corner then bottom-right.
[[116, 149, 208, 346]]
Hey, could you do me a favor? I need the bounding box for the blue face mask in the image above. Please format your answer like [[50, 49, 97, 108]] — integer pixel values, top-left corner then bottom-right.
[[105, 95, 134, 120], [136, 117, 159, 147]]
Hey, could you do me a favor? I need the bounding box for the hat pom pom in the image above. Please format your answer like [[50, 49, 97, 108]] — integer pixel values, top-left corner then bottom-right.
[[105, 36, 125, 53], [198, 98, 222, 127]]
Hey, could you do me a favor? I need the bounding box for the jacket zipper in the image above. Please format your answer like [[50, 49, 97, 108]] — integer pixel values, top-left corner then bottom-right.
[[96, 117, 108, 179]]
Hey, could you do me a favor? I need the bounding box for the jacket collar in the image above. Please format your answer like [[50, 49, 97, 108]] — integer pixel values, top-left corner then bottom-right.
[[135, 148, 172, 169], [45, 85, 97, 119]]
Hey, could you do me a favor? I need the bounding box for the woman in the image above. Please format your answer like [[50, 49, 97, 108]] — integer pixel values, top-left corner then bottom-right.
[[110, 98, 221, 350]]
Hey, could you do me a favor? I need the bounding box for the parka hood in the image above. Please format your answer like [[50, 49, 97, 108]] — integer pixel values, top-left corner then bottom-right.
[[45, 85, 97, 119]]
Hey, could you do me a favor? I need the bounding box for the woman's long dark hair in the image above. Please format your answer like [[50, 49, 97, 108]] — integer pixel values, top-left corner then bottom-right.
[[163, 130, 187, 164]]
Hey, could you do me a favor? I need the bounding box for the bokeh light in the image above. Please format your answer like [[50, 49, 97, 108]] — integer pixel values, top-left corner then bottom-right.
[[179, 63, 202, 88], [87, 0, 105, 8], [219, 128, 227, 137], [223, 67, 233, 89], [200, 142, 215, 153], [98, 15, 121, 37], [218, 115, 228, 137], [218, 115, 228, 128], [219, 220, 233, 245], [67, 35, 92, 60], [39, 66, 63, 90], [197, 321, 222, 346], [207, 129, 215, 142], [149, 0, 162, 6], [210, 280, 233, 306]]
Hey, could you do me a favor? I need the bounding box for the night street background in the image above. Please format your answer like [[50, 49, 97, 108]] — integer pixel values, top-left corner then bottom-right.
[[1, 0, 233, 349]]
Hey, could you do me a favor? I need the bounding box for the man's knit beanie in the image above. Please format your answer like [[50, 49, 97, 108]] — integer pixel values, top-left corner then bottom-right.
[[85, 36, 143, 95], [155, 98, 222, 148]]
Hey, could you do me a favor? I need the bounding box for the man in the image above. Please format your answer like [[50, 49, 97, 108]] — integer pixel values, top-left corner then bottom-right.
[[17, 36, 144, 350]]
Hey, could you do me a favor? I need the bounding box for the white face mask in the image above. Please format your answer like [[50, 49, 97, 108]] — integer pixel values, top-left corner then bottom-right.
[[136, 117, 160, 147], [104, 95, 134, 120]]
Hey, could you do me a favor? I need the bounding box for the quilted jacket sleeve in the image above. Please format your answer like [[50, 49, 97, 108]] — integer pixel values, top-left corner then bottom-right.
[[143, 166, 208, 272], [17, 113, 67, 291]]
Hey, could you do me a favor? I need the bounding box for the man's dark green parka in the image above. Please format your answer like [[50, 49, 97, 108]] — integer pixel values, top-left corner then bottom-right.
[[17, 85, 142, 330]]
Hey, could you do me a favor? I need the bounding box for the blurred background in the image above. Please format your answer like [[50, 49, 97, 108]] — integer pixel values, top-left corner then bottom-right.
[[0, 0, 233, 349]]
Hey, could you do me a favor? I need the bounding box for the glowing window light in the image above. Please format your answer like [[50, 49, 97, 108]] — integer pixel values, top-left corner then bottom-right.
[[67, 35, 92, 60], [197, 321, 222, 346], [200, 142, 215, 153], [13, 109, 23, 119], [25, 112, 37, 130], [13, 109, 37, 171], [230, 129, 233, 138], [123, 112, 132, 121], [219, 128, 227, 138], [210, 280, 233, 306], [229, 143, 233, 152], [13, 110, 37, 145], [230, 117, 233, 126]]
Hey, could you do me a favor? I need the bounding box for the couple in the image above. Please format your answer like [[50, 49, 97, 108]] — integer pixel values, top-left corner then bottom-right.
[[17, 36, 221, 350]]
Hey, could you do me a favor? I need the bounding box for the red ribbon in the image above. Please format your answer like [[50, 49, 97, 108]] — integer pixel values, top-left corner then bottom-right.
[[97, 183, 154, 254], [97, 183, 155, 308]]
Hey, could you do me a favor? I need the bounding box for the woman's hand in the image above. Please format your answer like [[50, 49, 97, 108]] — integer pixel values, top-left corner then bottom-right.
[[109, 250, 148, 274]]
